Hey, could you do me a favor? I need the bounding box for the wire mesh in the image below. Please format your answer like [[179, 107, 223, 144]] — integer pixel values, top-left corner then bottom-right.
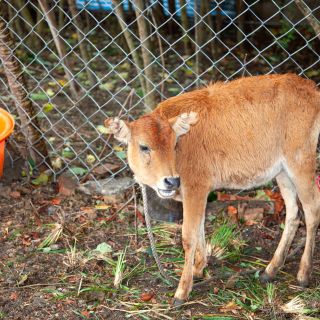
[[0, 0, 319, 184]]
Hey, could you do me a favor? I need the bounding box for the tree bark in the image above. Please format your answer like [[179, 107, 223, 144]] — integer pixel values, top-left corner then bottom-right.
[[0, 16, 49, 167], [294, 0, 320, 41], [134, 0, 157, 110], [38, 0, 79, 101], [112, 0, 147, 97], [67, 0, 97, 87]]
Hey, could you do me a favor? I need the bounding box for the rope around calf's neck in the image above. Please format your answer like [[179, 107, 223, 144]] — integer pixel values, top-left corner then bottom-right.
[[139, 183, 173, 284]]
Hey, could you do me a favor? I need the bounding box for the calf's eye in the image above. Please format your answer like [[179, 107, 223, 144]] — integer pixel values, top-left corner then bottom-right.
[[139, 144, 150, 153]]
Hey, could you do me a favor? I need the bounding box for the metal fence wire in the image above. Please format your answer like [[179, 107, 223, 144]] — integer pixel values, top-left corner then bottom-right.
[[0, 0, 319, 185]]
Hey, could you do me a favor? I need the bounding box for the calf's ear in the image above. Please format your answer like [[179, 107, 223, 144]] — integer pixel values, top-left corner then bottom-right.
[[104, 117, 131, 143], [169, 112, 198, 139]]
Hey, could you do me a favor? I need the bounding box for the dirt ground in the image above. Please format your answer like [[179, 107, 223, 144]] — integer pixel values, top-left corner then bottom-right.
[[0, 168, 319, 320]]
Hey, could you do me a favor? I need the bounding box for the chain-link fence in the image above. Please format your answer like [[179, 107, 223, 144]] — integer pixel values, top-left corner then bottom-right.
[[0, 0, 319, 185]]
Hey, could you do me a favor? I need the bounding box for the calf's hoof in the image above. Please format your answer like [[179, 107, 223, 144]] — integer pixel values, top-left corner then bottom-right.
[[193, 270, 204, 280], [297, 276, 310, 288], [172, 298, 185, 307], [260, 271, 274, 284]]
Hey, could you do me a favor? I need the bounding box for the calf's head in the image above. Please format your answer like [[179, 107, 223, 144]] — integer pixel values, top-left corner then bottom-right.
[[105, 112, 198, 199]]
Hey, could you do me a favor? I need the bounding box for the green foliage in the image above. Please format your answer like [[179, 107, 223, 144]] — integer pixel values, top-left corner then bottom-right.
[[69, 166, 87, 176], [32, 172, 49, 185], [278, 19, 297, 49]]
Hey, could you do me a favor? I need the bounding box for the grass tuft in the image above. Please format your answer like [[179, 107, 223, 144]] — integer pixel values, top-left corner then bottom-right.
[[207, 222, 244, 261], [281, 296, 311, 314]]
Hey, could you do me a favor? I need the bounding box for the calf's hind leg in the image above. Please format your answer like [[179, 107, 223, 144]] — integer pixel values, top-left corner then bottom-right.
[[261, 171, 300, 282], [291, 171, 320, 287]]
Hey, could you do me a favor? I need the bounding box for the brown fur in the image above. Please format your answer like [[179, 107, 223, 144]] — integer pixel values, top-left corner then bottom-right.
[[106, 74, 320, 302]]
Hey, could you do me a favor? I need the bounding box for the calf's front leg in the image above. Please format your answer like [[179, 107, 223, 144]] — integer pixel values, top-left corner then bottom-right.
[[174, 187, 208, 305]]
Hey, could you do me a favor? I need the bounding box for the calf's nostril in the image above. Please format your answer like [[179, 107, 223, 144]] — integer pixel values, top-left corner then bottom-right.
[[164, 177, 180, 189]]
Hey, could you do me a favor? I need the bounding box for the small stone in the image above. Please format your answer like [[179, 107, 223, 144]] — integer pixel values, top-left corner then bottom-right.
[[78, 177, 133, 196]]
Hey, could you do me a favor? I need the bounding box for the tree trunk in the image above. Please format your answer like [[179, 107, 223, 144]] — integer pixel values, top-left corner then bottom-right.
[[168, 0, 176, 35], [0, 16, 49, 168], [38, 0, 79, 101], [58, 0, 66, 30], [236, 0, 244, 46], [151, 0, 166, 27], [294, 0, 320, 41], [134, 0, 157, 110], [194, 0, 207, 84], [112, 0, 147, 97], [179, 0, 191, 56], [14, 0, 41, 50], [67, 0, 97, 87]]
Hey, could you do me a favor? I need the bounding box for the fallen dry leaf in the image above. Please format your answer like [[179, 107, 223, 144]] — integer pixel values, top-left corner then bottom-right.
[[92, 163, 121, 176], [103, 194, 125, 204], [51, 198, 61, 205], [242, 207, 264, 225], [227, 205, 238, 223], [136, 210, 145, 223], [21, 234, 31, 246], [219, 300, 242, 314], [95, 204, 111, 210], [9, 191, 21, 199], [140, 292, 155, 302], [10, 292, 18, 301], [264, 190, 284, 215], [57, 174, 78, 197], [81, 310, 90, 318], [79, 207, 97, 220]]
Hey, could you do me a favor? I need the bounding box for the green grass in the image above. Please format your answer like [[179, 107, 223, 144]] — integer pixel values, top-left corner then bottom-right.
[[208, 221, 245, 261]]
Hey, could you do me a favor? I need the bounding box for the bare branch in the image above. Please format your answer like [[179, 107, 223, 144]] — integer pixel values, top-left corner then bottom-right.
[[294, 0, 320, 41]]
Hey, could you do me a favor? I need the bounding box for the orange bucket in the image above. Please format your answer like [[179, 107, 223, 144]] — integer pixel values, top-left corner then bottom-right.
[[0, 108, 15, 177]]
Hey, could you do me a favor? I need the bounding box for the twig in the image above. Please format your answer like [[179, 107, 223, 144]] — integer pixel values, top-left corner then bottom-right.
[[115, 195, 135, 214], [193, 268, 262, 289], [29, 200, 42, 226], [77, 276, 83, 296], [241, 53, 248, 77], [0, 282, 71, 292]]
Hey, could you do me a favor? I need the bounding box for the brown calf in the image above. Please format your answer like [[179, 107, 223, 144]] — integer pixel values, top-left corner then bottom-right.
[[106, 74, 320, 304]]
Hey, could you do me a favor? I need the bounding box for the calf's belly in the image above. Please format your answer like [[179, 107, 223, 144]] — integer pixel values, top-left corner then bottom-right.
[[212, 160, 283, 190]]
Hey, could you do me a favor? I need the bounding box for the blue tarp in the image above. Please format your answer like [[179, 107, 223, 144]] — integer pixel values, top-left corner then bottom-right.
[[76, 0, 236, 18]]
